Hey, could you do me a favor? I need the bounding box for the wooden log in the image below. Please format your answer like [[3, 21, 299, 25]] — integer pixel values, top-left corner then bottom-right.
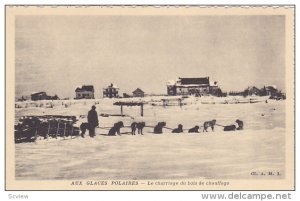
[[70, 126, 74, 139], [55, 121, 60, 139], [46, 121, 51, 139], [63, 123, 66, 139]]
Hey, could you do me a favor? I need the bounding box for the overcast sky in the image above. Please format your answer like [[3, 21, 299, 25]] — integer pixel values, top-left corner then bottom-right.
[[15, 15, 285, 98]]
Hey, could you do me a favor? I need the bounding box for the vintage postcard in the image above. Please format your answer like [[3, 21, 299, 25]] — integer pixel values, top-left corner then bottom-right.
[[5, 5, 295, 190]]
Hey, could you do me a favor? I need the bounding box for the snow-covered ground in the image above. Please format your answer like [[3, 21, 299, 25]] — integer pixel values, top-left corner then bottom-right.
[[15, 96, 285, 180]]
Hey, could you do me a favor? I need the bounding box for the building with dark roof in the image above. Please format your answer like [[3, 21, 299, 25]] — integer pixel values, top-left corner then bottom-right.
[[31, 92, 48, 101], [31, 92, 59, 101], [132, 88, 145, 97], [245, 86, 261, 96], [167, 77, 211, 96], [265, 86, 278, 96], [75, 85, 95, 99]]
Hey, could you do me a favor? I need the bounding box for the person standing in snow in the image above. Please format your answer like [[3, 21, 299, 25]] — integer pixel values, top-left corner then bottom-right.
[[88, 105, 99, 137]]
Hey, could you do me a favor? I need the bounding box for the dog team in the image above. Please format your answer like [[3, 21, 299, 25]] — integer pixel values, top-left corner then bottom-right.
[[80, 106, 244, 137]]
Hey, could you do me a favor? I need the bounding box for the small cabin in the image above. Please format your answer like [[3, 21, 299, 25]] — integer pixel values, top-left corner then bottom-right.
[[132, 88, 145, 97], [265, 86, 278, 96], [246, 86, 261, 96]]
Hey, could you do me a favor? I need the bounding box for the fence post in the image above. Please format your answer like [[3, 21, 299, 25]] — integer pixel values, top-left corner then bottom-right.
[[121, 105, 123, 115]]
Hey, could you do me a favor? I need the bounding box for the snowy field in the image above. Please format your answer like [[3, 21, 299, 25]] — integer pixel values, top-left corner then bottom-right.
[[15, 96, 285, 180]]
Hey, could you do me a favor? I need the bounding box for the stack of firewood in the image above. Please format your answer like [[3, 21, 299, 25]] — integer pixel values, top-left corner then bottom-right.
[[14, 115, 80, 143]]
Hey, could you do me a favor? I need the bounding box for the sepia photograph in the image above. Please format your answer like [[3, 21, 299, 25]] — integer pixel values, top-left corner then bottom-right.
[[5, 5, 295, 190]]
